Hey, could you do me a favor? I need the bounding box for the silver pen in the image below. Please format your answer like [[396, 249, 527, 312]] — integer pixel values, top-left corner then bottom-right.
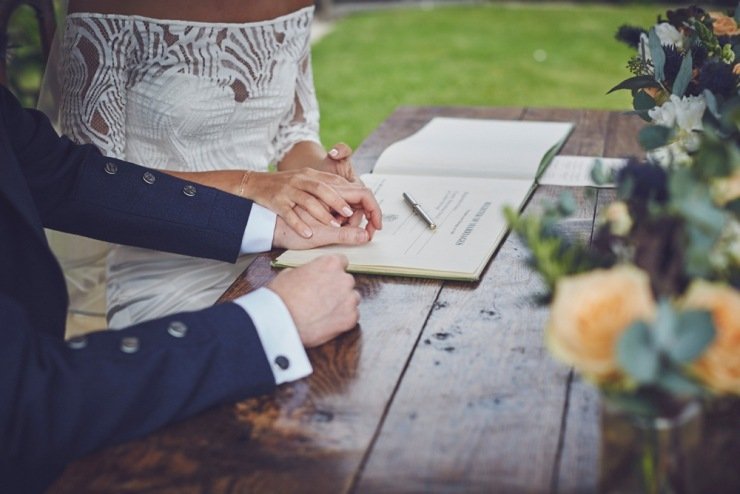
[[402, 192, 437, 230]]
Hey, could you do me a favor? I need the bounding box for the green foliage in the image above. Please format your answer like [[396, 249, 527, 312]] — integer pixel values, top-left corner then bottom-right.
[[638, 125, 673, 150], [616, 301, 714, 414]]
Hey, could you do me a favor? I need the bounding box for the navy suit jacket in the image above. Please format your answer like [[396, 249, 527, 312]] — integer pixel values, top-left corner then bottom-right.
[[0, 86, 276, 492]]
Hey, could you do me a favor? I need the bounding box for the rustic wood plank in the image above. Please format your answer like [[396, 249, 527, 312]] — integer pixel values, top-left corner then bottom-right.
[[553, 187, 616, 494], [50, 107, 633, 493], [355, 108, 605, 493]]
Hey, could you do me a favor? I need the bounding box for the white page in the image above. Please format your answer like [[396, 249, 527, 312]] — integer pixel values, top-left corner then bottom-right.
[[274, 173, 533, 280], [538, 155, 627, 187], [373, 117, 574, 180]]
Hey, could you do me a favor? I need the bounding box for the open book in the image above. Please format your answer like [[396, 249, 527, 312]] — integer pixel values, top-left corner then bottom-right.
[[273, 117, 575, 281]]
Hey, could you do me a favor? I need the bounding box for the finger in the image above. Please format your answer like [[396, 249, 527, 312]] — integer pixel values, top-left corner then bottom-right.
[[301, 180, 355, 218], [338, 186, 383, 230], [292, 189, 341, 227], [328, 142, 352, 160], [282, 207, 314, 239]]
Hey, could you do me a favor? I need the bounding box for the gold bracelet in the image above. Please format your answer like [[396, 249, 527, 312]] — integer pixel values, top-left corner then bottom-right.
[[238, 170, 251, 197]]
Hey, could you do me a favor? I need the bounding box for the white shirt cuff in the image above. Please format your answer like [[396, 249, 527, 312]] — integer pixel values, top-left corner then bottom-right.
[[232, 287, 313, 384], [240, 204, 276, 254]]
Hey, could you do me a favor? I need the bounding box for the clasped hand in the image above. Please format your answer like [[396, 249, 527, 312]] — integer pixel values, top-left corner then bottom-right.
[[244, 167, 381, 242]]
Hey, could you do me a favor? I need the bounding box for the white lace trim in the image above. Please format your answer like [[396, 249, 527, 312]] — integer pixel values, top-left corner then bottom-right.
[[59, 5, 320, 170]]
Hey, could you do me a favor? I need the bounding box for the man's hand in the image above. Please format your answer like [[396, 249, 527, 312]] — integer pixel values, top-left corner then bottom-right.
[[268, 255, 359, 347], [273, 204, 378, 249]]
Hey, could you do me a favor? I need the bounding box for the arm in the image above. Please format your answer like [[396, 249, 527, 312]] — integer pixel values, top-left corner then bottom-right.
[[0, 295, 275, 491]]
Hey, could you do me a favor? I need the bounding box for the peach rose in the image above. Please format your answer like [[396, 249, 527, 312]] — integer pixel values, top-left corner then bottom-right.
[[733, 63, 740, 76], [710, 12, 740, 36], [546, 266, 656, 382], [682, 281, 740, 395]]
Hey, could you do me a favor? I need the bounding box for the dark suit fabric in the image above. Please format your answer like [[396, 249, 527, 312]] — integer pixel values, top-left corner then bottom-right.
[[0, 86, 276, 492]]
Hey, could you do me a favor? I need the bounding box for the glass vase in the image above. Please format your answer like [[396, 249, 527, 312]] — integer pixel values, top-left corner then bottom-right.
[[599, 399, 703, 494]]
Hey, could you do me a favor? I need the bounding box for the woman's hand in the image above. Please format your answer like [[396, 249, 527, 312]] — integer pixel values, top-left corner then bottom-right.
[[321, 143, 359, 183], [244, 168, 381, 239]]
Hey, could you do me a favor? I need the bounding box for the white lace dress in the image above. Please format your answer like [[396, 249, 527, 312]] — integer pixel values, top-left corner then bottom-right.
[[56, 6, 321, 328]]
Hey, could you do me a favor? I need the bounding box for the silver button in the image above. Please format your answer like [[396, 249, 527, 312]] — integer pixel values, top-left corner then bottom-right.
[[104, 162, 118, 175], [120, 337, 140, 354], [66, 336, 88, 350], [183, 184, 197, 197], [167, 321, 188, 338], [143, 172, 156, 184]]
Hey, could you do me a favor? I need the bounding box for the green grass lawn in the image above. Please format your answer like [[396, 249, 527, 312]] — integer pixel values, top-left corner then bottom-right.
[[312, 2, 661, 148]]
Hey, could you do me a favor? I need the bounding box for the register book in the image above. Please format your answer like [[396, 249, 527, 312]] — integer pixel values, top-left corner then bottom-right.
[[273, 117, 577, 281]]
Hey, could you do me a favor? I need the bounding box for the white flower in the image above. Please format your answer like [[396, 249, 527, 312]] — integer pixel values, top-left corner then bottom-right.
[[647, 142, 694, 167], [648, 94, 706, 131], [654, 23, 684, 50], [638, 24, 685, 62]]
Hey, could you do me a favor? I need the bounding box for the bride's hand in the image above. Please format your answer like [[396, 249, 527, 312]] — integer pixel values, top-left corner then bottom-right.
[[243, 168, 382, 239], [319, 142, 360, 183]]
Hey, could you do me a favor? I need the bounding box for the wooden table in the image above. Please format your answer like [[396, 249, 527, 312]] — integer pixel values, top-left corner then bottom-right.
[[51, 107, 740, 493]]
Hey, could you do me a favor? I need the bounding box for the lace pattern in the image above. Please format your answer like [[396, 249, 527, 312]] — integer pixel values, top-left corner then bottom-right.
[[54, 6, 321, 326], [60, 6, 320, 169]]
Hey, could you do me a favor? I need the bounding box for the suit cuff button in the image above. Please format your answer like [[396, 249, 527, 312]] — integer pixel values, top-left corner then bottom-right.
[[274, 355, 290, 370]]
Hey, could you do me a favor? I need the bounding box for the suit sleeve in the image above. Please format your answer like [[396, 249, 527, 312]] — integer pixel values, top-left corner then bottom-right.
[[0, 294, 275, 492], [0, 85, 253, 263]]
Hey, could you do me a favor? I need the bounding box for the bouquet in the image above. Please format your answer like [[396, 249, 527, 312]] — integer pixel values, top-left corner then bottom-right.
[[507, 4, 740, 418]]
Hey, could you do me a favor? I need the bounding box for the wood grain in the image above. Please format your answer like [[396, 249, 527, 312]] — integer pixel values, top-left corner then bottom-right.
[[53, 107, 733, 494]]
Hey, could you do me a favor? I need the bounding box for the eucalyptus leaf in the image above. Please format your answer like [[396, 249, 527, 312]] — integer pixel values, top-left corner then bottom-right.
[[638, 125, 672, 150], [656, 370, 705, 396], [671, 51, 693, 97], [649, 28, 666, 82], [590, 159, 608, 185], [633, 90, 656, 112], [703, 90, 721, 119], [618, 321, 660, 384], [557, 191, 576, 216], [653, 300, 677, 352], [669, 310, 715, 363], [607, 75, 661, 94]]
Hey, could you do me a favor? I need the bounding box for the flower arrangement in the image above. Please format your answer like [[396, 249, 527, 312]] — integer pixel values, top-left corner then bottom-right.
[[506, 4, 740, 418]]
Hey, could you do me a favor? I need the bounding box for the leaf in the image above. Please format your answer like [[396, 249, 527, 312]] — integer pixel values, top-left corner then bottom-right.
[[638, 125, 672, 150], [668, 310, 715, 363], [656, 369, 705, 396], [633, 90, 656, 112], [703, 90, 721, 120], [649, 28, 666, 83], [590, 159, 608, 185], [671, 51, 693, 97], [736, 3, 740, 23], [557, 191, 576, 216], [653, 300, 677, 352], [618, 321, 660, 384], [607, 75, 661, 94]]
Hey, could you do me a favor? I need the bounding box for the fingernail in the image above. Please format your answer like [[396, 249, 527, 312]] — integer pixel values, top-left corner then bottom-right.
[[329, 148, 339, 157], [330, 220, 341, 228], [342, 207, 353, 216], [303, 229, 313, 238]]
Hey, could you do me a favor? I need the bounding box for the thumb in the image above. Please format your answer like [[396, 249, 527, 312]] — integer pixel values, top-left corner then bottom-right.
[[315, 224, 369, 246]]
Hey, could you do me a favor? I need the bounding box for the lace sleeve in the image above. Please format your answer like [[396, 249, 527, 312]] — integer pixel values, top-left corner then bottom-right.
[[272, 40, 322, 163], [58, 17, 130, 159]]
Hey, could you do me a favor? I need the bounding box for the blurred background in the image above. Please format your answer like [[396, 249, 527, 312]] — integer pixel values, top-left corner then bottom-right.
[[4, 0, 738, 148]]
